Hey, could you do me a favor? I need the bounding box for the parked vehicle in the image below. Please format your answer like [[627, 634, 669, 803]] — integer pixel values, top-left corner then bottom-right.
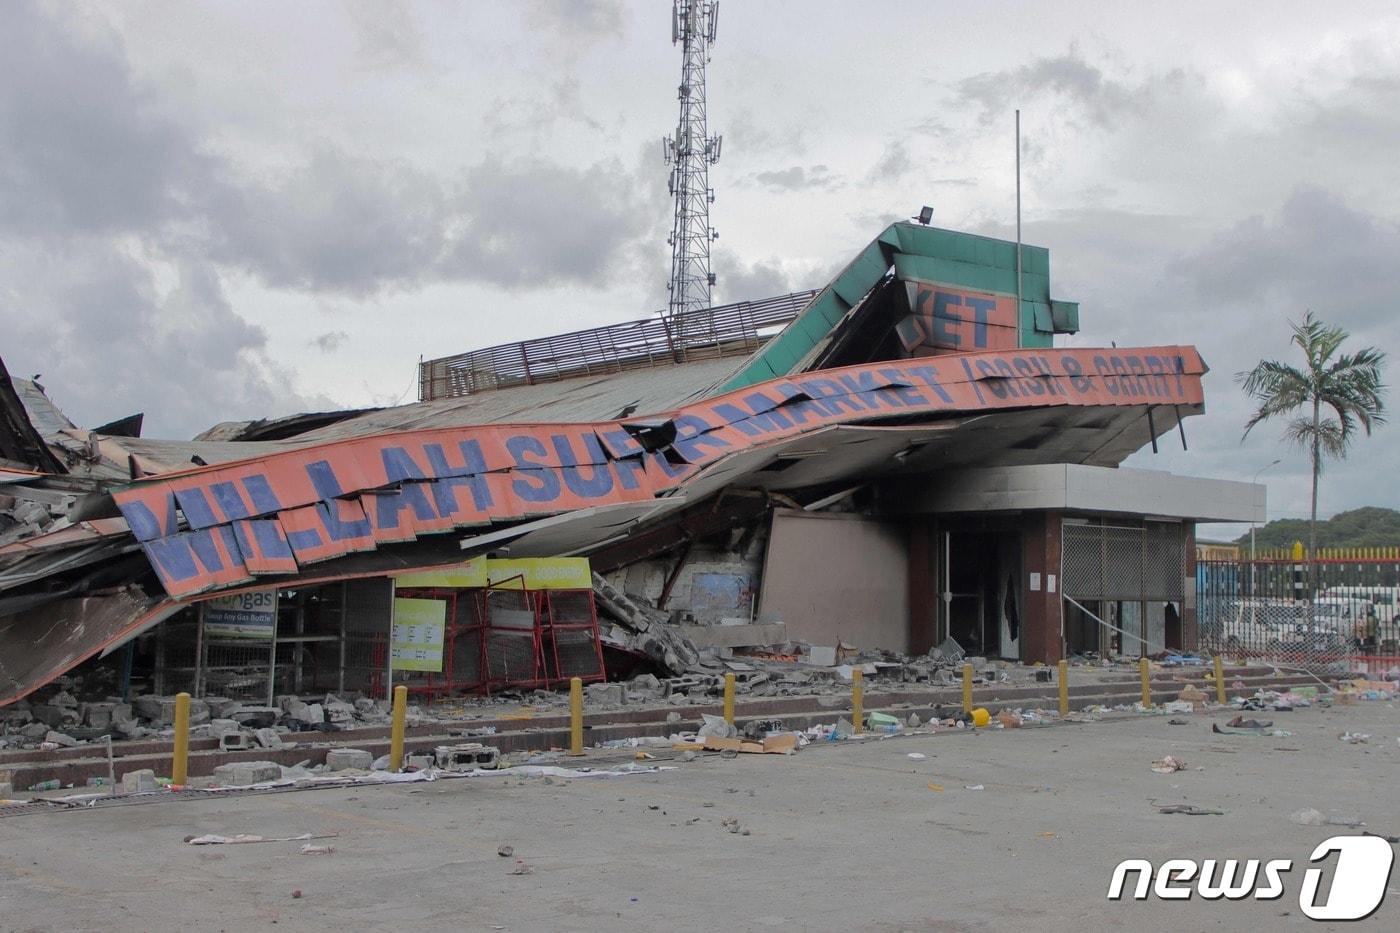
[[1218, 599, 1307, 653]]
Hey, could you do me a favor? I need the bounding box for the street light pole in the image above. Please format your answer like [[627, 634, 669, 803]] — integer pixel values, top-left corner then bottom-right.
[[1249, 459, 1282, 596]]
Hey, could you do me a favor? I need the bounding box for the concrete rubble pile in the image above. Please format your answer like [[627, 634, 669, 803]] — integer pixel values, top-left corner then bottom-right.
[[0, 681, 396, 753]]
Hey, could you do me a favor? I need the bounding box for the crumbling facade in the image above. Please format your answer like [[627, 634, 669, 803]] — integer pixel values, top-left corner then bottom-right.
[[0, 221, 1263, 716]]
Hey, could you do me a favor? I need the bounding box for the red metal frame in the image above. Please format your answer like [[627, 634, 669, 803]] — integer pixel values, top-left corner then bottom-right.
[[539, 588, 606, 687], [384, 578, 607, 697]]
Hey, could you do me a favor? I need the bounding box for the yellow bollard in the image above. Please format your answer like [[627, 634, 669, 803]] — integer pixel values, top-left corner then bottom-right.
[[389, 684, 408, 772], [1139, 657, 1151, 707], [569, 677, 584, 756], [961, 663, 973, 713], [852, 668, 863, 731], [171, 691, 191, 787], [723, 672, 736, 727], [1214, 655, 1226, 705], [1057, 659, 1069, 717]]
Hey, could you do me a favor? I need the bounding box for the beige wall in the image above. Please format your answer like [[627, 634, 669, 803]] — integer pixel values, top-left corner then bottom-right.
[[758, 510, 909, 651]]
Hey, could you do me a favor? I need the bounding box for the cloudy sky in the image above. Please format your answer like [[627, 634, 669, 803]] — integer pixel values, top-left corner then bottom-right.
[[2, 1, 1397, 532]]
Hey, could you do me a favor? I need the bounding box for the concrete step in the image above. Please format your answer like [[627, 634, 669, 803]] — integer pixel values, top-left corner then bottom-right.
[[0, 669, 1323, 792]]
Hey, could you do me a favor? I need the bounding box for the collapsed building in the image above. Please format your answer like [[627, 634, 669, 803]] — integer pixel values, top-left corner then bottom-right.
[[0, 221, 1264, 719]]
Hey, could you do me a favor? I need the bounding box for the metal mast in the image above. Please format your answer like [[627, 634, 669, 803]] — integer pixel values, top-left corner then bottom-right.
[[663, 0, 721, 346]]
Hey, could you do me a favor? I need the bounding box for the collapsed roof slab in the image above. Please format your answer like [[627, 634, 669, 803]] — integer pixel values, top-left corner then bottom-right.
[[105, 345, 1206, 601]]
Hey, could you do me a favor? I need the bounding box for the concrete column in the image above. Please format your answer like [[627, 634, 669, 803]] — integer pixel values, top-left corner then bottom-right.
[[1182, 523, 1198, 651], [1020, 512, 1063, 664], [907, 519, 937, 654]]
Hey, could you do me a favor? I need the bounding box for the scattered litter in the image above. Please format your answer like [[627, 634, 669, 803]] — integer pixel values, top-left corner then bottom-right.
[[299, 844, 335, 855], [1177, 685, 1208, 705], [965, 784, 984, 791], [497, 845, 514, 858], [927, 783, 944, 792], [1339, 732, 1370, 744], [1151, 756, 1187, 774], [1037, 831, 1056, 838], [867, 711, 901, 732], [509, 860, 534, 876], [1290, 808, 1366, 828], [1162, 700, 1195, 714], [1157, 804, 1223, 816], [906, 752, 927, 760], [186, 832, 337, 846], [1213, 716, 1273, 735], [1167, 719, 1189, 726]]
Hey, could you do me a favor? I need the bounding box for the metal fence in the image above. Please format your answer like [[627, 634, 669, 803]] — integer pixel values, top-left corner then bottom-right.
[[1197, 551, 1400, 672], [417, 290, 817, 400]]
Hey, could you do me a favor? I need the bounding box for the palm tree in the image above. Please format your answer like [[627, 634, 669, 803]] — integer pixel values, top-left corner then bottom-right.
[[1237, 312, 1387, 570]]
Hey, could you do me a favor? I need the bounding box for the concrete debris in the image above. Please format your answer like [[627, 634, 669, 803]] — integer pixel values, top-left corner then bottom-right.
[[433, 743, 500, 771], [253, 728, 284, 749], [324, 748, 374, 772], [212, 761, 283, 787], [121, 769, 158, 794], [42, 730, 78, 748]]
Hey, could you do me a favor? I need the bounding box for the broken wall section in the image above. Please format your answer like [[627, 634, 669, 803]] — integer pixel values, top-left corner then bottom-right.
[[606, 521, 769, 628]]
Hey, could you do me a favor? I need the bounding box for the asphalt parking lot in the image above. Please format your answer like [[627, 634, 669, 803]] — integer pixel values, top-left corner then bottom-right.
[[1, 700, 1396, 932]]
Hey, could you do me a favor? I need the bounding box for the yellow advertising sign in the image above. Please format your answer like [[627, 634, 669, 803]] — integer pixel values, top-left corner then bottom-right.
[[390, 597, 446, 672], [394, 557, 591, 591]]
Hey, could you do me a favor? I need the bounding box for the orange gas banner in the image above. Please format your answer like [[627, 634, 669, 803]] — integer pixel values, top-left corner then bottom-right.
[[112, 346, 1206, 599]]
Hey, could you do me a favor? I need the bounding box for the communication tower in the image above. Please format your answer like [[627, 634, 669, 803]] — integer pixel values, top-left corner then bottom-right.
[[662, 0, 722, 343]]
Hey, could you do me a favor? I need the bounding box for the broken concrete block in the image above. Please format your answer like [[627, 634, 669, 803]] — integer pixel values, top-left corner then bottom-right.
[[586, 683, 625, 706], [323, 698, 356, 725], [29, 704, 80, 728], [253, 728, 284, 749], [132, 695, 209, 726], [48, 689, 79, 709], [807, 645, 837, 666], [285, 702, 324, 727], [44, 730, 79, 748], [207, 719, 241, 740], [133, 695, 171, 723], [113, 718, 143, 738], [324, 748, 374, 771], [0, 781, 12, 797], [110, 703, 134, 725], [219, 731, 252, 751], [433, 743, 499, 772], [212, 761, 282, 787], [80, 702, 114, 731], [19, 722, 48, 740], [121, 769, 158, 794]]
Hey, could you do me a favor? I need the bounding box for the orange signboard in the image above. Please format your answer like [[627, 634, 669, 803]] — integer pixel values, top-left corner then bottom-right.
[[113, 346, 1207, 599]]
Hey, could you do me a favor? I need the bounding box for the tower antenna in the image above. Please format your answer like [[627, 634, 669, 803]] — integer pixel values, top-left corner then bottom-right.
[[662, 0, 721, 351]]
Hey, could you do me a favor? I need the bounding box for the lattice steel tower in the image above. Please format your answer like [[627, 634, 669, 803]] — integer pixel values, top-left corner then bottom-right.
[[663, 0, 722, 340]]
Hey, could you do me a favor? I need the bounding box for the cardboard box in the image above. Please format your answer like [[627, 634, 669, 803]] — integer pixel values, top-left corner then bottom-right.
[[761, 733, 798, 754]]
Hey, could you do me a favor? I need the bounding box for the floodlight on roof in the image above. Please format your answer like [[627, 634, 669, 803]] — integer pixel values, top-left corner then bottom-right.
[[916, 206, 934, 225]]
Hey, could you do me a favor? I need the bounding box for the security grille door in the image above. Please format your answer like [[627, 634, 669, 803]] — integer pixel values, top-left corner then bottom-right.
[[1061, 522, 1184, 602]]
